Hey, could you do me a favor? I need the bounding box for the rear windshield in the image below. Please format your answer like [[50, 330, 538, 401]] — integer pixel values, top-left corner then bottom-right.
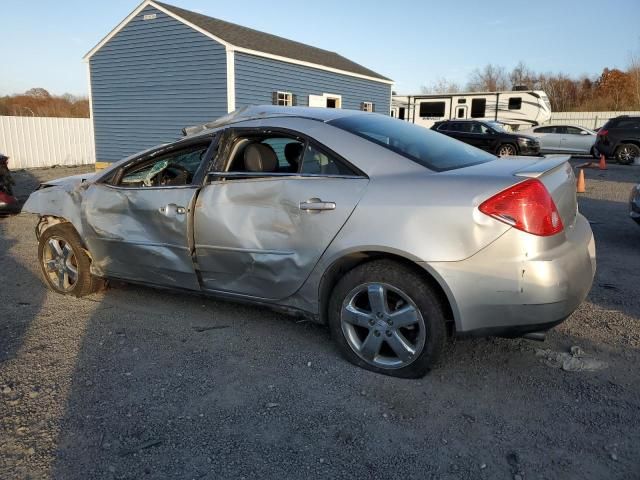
[[328, 114, 495, 171]]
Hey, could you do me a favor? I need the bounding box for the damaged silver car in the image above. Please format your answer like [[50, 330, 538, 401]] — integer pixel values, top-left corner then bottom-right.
[[24, 106, 596, 377]]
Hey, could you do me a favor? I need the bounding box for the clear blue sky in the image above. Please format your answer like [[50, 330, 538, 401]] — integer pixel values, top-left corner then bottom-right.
[[1, 0, 638, 97]]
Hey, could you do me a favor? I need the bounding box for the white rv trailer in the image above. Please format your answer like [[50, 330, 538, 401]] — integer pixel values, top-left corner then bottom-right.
[[392, 90, 552, 131]]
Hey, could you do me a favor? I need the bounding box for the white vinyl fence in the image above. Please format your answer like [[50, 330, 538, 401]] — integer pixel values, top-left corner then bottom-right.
[[0, 116, 95, 169], [549, 111, 640, 130]]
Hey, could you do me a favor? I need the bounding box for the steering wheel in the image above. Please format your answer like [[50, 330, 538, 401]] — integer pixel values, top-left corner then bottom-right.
[[159, 163, 192, 185]]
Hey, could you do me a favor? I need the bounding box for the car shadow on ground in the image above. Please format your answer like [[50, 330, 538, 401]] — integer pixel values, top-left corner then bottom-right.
[[45, 280, 640, 480], [0, 169, 45, 363]]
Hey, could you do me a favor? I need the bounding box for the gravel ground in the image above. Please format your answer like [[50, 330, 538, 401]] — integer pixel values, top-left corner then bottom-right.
[[1, 162, 639, 480]]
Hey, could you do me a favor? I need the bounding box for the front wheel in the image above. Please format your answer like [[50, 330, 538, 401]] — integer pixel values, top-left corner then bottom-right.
[[615, 143, 640, 165], [497, 144, 517, 156], [328, 260, 447, 378], [38, 223, 104, 297]]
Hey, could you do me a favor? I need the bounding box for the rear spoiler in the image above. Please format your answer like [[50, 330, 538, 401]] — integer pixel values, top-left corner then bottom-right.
[[513, 155, 571, 178]]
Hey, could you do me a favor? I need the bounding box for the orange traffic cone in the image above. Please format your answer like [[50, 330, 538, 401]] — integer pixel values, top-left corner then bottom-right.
[[577, 168, 586, 193], [599, 154, 607, 170]]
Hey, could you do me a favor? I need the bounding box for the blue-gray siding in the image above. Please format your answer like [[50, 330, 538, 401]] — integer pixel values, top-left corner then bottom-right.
[[90, 5, 227, 162], [234, 53, 391, 114]]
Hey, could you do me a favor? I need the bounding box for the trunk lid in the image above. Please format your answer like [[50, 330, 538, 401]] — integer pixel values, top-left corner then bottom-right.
[[512, 155, 577, 228], [447, 155, 577, 229]]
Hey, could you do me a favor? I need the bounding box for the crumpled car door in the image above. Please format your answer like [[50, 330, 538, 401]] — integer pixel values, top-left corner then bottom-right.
[[194, 176, 368, 300], [81, 184, 200, 290]]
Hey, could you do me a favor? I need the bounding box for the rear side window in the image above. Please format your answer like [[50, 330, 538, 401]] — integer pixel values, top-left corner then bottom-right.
[[329, 114, 495, 172], [508, 97, 522, 110], [419, 102, 446, 118], [615, 118, 640, 129], [471, 98, 486, 118], [300, 144, 356, 176]]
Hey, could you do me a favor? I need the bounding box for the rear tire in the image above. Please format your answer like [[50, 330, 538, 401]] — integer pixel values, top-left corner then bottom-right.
[[615, 143, 640, 165], [497, 143, 517, 157], [328, 260, 447, 378], [38, 223, 104, 297]]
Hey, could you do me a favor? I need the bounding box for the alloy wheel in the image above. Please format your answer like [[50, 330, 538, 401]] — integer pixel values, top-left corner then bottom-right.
[[340, 283, 426, 369], [42, 236, 78, 292], [618, 145, 639, 164], [498, 144, 516, 156]]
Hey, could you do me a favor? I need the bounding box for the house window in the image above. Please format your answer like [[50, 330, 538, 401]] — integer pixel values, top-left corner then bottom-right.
[[508, 97, 522, 110], [471, 98, 486, 118], [272, 91, 293, 106], [419, 101, 446, 118], [361, 102, 374, 112]]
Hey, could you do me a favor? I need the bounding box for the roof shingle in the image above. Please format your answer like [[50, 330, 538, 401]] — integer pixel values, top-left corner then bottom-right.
[[154, 1, 391, 82]]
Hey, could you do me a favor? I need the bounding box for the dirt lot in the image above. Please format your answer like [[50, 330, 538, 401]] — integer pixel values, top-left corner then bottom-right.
[[1, 162, 639, 480]]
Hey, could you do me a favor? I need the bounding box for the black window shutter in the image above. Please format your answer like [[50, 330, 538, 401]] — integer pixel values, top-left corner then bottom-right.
[[292, 94, 298, 106], [272, 92, 278, 105], [372, 103, 376, 112], [360, 102, 365, 111]]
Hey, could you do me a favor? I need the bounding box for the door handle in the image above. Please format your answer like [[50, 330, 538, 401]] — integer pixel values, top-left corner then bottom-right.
[[159, 204, 186, 216], [299, 198, 336, 211]]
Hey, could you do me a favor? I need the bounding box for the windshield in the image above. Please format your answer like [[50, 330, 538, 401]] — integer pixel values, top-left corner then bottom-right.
[[486, 121, 507, 133], [328, 115, 495, 171]]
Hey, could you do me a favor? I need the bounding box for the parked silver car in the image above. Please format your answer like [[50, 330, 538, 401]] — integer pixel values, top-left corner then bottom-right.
[[24, 107, 596, 377], [521, 124, 597, 156]]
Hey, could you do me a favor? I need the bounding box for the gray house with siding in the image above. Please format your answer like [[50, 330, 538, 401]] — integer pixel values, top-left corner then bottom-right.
[[84, 0, 393, 164]]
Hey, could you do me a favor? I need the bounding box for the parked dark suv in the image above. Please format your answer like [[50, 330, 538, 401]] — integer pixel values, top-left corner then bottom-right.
[[594, 116, 640, 165], [431, 120, 540, 156]]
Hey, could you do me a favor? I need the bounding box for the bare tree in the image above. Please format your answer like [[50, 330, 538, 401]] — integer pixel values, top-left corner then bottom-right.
[[467, 64, 510, 92], [509, 61, 537, 90], [25, 87, 51, 99], [628, 51, 640, 109], [420, 78, 461, 94]]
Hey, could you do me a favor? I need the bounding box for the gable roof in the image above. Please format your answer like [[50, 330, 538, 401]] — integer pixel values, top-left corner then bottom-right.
[[84, 0, 393, 84]]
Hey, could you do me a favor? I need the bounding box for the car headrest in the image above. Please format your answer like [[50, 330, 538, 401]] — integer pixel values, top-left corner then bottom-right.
[[244, 143, 278, 172], [284, 142, 304, 170]]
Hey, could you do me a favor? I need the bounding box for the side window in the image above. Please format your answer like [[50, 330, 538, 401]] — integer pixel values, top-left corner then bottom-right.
[[226, 135, 304, 174], [360, 102, 374, 112], [272, 91, 295, 106], [437, 123, 450, 131], [554, 126, 568, 134], [300, 144, 356, 176], [508, 97, 522, 110], [472, 122, 490, 134], [565, 126, 582, 135], [419, 101, 446, 118], [534, 126, 552, 133], [471, 98, 486, 118], [616, 119, 640, 129], [457, 122, 476, 133], [119, 144, 209, 187]]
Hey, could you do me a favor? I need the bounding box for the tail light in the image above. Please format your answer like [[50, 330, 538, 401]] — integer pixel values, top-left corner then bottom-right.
[[479, 179, 564, 236], [597, 129, 608, 137]]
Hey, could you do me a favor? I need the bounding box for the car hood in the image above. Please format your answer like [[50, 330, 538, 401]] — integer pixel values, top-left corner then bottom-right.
[[509, 133, 538, 141], [39, 172, 96, 188]]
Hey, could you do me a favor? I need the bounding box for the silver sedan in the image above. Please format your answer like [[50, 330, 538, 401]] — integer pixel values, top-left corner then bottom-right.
[[24, 106, 596, 378], [521, 124, 597, 156]]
